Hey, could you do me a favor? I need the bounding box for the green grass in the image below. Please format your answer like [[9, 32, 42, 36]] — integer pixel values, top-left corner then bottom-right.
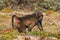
[[0, 28, 60, 40], [26, 30, 60, 38], [0, 15, 9, 18], [0, 25, 7, 30], [0, 24, 60, 40]]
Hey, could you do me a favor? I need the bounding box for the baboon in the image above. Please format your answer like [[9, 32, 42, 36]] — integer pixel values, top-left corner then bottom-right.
[[12, 11, 43, 33]]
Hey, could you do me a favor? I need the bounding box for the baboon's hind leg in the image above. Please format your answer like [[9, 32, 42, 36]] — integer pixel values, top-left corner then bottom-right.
[[28, 23, 36, 31]]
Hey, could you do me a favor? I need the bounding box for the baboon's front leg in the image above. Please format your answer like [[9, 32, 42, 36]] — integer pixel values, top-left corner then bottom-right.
[[37, 21, 43, 31]]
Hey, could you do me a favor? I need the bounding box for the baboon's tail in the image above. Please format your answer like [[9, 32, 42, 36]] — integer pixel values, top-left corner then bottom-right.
[[12, 15, 16, 29]]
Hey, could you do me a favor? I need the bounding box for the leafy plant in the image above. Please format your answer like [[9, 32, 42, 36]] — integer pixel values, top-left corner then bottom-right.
[[1, 7, 13, 13]]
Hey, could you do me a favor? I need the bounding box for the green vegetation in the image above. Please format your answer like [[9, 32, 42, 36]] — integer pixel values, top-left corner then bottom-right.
[[0, 25, 7, 30], [1, 7, 13, 13], [0, 23, 60, 40], [0, 29, 59, 40], [0, 15, 9, 18], [0, 0, 60, 12], [0, 28, 19, 40], [26, 30, 60, 38]]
